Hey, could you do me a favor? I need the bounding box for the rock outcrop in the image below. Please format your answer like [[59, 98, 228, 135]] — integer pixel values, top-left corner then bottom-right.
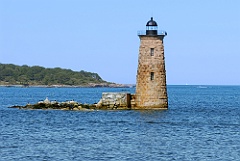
[[9, 96, 131, 111]]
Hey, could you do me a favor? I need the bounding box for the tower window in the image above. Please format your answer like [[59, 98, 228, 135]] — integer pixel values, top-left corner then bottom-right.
[[150, 48, 154, 56], [150, 72, 154, 80]]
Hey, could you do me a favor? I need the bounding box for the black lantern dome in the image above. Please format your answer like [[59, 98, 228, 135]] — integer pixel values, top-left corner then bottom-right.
[[146, 17, 158, 35], [146, 17, 158, 26]]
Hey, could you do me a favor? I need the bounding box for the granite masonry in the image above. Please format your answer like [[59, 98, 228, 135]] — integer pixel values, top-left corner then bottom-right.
[[134, 17, 168, 109]]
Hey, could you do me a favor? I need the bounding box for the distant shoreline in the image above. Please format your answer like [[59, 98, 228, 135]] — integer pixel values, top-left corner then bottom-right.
[[0, 83, 135, 88]]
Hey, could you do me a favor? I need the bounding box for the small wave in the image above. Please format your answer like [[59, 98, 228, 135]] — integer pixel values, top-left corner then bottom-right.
[[197, 86, 207, 89]]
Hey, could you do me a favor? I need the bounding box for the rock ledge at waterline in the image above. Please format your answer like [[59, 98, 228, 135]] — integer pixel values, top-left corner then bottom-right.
[[9, 92, 168, 110], [9, 97, 131, 111]]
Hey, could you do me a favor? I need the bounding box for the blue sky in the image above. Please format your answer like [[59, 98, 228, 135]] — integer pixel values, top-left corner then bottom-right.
[[0, 0, 240, 85]]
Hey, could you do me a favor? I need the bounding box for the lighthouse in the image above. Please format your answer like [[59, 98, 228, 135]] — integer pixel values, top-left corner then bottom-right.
[[135, 17, 168, 109]]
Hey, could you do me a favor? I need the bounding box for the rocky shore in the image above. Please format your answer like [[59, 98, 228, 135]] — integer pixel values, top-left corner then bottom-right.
[[9, 97, 130, 111], [1, 83, 135, 88]]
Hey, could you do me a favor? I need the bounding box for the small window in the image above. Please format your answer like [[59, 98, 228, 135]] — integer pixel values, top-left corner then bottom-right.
[[150, 72, 154, 80], [150, 48, 154, 56]]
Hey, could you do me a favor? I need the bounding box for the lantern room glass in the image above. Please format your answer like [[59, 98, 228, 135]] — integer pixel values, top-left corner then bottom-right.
[[146, 26, 158, 31]]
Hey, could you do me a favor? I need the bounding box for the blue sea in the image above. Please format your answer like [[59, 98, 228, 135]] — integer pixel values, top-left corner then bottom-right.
[[0, 86, 239, 161]]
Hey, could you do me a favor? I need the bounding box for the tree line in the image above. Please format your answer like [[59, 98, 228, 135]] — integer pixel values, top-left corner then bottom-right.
[[0, 63, 107, 86]]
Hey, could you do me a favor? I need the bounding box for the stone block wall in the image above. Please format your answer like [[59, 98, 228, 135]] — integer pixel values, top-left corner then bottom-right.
[[101, 92, 131, 109], [135, 36, 168, 109]]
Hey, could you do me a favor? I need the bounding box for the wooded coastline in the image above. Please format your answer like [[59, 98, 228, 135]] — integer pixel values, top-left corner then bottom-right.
[[0, 63, 108, 86]]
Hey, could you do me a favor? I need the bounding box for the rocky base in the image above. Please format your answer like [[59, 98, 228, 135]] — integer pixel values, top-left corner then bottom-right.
[[9, 98, 130, 111], [9, 96, 168, 111]]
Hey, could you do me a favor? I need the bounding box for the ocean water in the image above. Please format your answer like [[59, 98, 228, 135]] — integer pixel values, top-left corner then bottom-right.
[[0, 86, 239, 161]]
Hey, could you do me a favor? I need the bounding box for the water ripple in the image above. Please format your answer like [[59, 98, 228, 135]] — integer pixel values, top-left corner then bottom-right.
[[1, 86, 240, 160]]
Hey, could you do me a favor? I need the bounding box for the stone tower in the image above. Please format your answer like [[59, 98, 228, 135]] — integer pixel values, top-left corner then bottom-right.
[[135, 17, 168, 109]]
